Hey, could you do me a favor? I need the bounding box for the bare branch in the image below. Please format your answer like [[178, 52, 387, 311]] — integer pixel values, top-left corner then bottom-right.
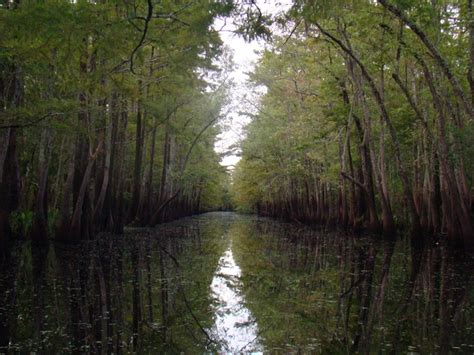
[[130, 0, 153, 74]]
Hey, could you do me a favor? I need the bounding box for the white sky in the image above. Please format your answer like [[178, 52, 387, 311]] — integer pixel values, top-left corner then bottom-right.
[[213, 1, 292, 169]]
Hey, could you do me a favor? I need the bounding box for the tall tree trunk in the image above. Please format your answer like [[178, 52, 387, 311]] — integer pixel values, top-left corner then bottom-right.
[[317, 21, 421, 234], [346, 61, 380, 231], [31, 127, 51, 244], [346, 133, 358, 228], [0, 129, 10, 184], [103, 94, 119, 232], [143, 115, 157, 224], [130, 86, 144, 223], [0, 128, 21, 250], [112, 98, 129, 234], [70, 142, 103, 241], [421, 62, 474, 246], [0, 64, 22, 250], [340, 79, 377, 230], [52, 136, 66, 211], [93, 104, 113, 230], [156, 127, 171, 223], [70, 43, 92, 241], [56, 138, 76, 242]]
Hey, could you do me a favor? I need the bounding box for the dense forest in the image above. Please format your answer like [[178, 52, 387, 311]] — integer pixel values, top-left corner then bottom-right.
[[2, 0, 474, 353], [0, 0, 247, 251], [1, 0, 474, 253], [234, 0, 474, 248]]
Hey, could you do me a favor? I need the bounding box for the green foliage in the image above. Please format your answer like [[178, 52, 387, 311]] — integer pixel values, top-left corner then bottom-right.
[[233, 34, 344, 211], [0, 0, 251, 236], [233, 0, 474, 234]]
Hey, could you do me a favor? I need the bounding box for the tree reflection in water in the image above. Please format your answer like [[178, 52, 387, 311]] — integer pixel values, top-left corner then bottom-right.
[[0, 212, 473, 353]]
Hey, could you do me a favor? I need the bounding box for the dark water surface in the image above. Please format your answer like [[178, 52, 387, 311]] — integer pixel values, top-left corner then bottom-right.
[[1, 212, 474, 353]]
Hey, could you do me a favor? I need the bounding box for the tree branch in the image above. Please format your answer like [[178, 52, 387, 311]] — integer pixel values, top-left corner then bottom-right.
[[378, 0, 472, 118], [0, 112, 61, 129], [340, 171, 366, 192], [130, 0, 153, 74]]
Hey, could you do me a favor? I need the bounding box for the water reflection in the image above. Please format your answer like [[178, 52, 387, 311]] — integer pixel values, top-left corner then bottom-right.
[[209, 243, 261, 352], [0, 212, 473, 353]]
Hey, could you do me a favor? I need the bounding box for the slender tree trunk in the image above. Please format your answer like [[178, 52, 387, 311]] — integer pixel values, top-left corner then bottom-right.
[[104, 94, 119, 232], [340, 78, 378, 230], [52, 136, 66, 210], [156, 128, 171, 223], [346, 133, 358, 228], [70, 142, 103, 241], [143, 115, 157, 224], [421, 62, 474, 246], [112, 98, 128, 234], [93, 106, 113, 229], [31, 127, 52, 244], [130, 87, 144, 222], [0, 65, 22, 249], [0, 128, 21, 249], [0, 129, 10, 184], [57, 138, 76, 242], [338, 128, 348, 226], [317, 22, 421, 233], [346, 61, 380, 231]]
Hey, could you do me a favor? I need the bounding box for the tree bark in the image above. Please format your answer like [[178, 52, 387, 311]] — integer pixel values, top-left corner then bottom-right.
[[31, 127, 52, 244], [93, 107, 113, 229], [56, 138, 76, 242], [421, 60, 474, 246], [70, 142, 103, 241], [130, 87, 144, 222], [0, 128, 21, 249]]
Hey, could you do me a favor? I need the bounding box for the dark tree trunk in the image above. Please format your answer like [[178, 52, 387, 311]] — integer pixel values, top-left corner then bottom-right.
[[56, 138, 76, 243], [112, 99, 129, 234], [0, 128, 21, 250], [31, 128, 51, 244], [130, 88, 144, 223], [93, 103, 114, 231], [0, 63, 22, 250]]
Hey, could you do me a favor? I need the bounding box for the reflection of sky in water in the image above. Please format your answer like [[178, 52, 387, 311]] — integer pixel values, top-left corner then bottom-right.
[[209, 243, 262, 353]]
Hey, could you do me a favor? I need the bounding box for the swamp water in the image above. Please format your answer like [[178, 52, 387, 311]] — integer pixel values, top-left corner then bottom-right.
[[1, 212, 474, 353]]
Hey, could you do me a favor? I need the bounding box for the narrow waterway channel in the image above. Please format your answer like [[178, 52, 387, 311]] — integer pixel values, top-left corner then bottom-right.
[[1, 212, 474, 353]]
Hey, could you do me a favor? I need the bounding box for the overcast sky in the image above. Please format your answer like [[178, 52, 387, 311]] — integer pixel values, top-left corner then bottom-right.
[[213, 1, 292, 169]]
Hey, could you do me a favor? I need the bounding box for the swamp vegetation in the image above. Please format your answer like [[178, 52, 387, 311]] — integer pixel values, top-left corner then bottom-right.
[[234, 0, 474, 247], [1, 0, 474, 353], [0, 0, 238, 250]]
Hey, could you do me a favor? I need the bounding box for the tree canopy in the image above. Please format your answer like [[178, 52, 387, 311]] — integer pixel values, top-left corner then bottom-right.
[[233, 0, 474, 247], [0, 0, 262, 247]]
